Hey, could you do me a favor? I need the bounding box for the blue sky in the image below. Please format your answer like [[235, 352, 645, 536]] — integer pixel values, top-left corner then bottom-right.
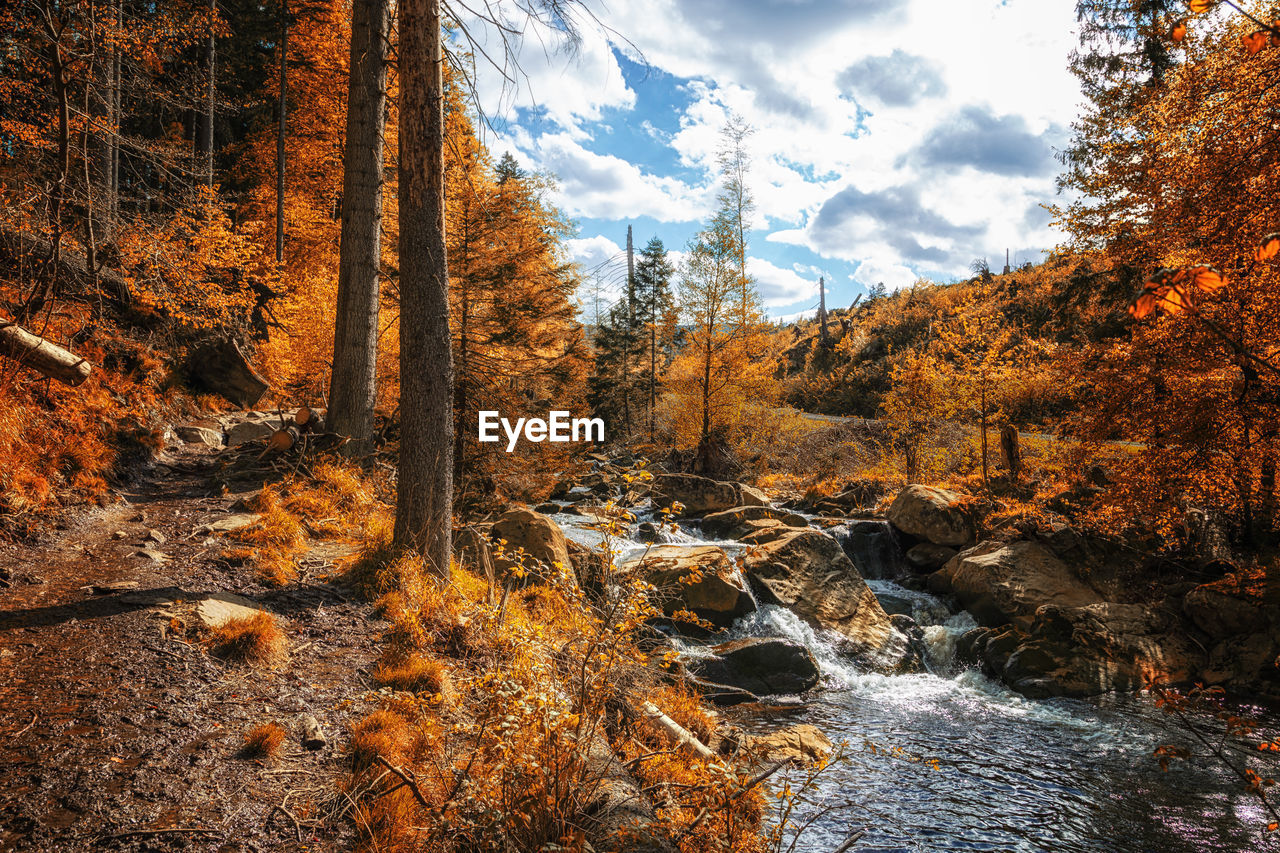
[[456, 0, 1082, 320]]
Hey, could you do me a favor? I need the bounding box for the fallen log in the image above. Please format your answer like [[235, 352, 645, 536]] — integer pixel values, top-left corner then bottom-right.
[[0, 320, 93, 386]]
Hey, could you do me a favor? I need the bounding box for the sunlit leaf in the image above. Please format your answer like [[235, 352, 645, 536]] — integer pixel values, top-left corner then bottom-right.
[[1188, 265, 1224, 293], [1171, 19, 1188, 42], [1129, 292, 1159, 319], [1256, 233, 1280, 261], [1188, 0, 1217, 13], [1243, 30, 1268, 55]]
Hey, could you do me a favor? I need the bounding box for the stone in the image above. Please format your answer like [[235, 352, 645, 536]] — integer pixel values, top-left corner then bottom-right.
[[137, 548, 168, 563], [741, 724, 832, 763], [999, 602, 1202, 698], [225, 420, 275, 447], [1183, 582, 1265, 640], [831, 519, 908, 580], [87, 580, 139, 594], [144, 529, 166, 545], [174, 425, 223, 447], [619, 545, 754, 630], [299, 714, 327, 750], [741, 528, 913, 671], [737, 484, 770, 507], [636, 521, 663, 543], [905, 543, 957, 572], [489, 508, 572, 581], [940, 540, 1099, 631], [196, 593, 265, 629], [196, 513, 261, 535], [651, 473, 742, 517], [886, 485, 972, 546], [534, 502, 562, 515], [685, 638, 821, 696], [700, 506, 810, 540]]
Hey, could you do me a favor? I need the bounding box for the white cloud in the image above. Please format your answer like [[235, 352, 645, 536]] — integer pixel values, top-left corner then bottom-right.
[[459, 0, 1083, 312]]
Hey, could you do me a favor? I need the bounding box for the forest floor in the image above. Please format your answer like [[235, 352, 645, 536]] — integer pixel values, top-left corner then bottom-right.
[[0, 438, 384, 852]]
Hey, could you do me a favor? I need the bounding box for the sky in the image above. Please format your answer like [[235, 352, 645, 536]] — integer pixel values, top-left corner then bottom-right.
[[452, 0, 1083, 320]]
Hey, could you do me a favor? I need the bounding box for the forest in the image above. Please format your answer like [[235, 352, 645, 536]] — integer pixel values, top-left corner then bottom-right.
[[4, 0, 1280, 851]]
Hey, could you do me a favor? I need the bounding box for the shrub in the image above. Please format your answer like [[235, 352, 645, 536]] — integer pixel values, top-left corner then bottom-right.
[[209, 610, 287, 664]]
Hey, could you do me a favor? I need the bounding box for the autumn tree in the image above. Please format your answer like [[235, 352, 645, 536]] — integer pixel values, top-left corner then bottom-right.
[[1062, 3, 1280, 542]]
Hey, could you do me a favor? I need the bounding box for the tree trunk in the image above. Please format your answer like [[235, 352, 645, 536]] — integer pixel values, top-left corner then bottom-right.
[[648, 322, 656, 440], [701, 335, 712, 441], [203, 0, 215, 188], [1000, 423, 1021, 481], [0, 321, 94, 386], [275, 0, 288, 264], [394, 0, 453, 579], [818, 276, 828, 348], [328, 0, 390, 451]]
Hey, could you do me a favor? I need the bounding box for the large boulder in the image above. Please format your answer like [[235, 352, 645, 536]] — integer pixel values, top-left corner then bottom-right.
[[651, 474, 740, 516], [651, 474, 765, 517], [490, 508, 572, 582], [999, 602, 1202, 698], [619, 545, 755, 630], [741, 528, 913, 670], [940, 540, 1099, 631], [886, 485, 972, 546], [1183, 582, 1266, 640], [685, 638, 820, 696], [226, 419, 275, 447], [905, 543, 957, 573], [701, 506, 809, 540]]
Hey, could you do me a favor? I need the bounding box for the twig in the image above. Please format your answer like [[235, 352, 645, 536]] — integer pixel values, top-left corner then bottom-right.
[[9, 711, 37, 738], [830, 830, 866, 853], [268, 804, 303, 844], [372, 755, 431, 808], [101, 826, 221, 840]]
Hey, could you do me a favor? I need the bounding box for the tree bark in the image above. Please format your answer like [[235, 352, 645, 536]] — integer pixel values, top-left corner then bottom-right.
[[275, 0, 288, 264], [0, 321, 94, 386], [394, 0, 453, 579], [1000, 423, 1021, 480], [203, 0, 215, 188], [328, 0, 390, 451]]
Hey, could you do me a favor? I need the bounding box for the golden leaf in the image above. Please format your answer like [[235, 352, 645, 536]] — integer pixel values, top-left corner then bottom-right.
[[1188, 0, 1217, 13], [1171, 20, 1188, 42], [1243, 30, 1268, 55], [1256, 232, 1280, 261]]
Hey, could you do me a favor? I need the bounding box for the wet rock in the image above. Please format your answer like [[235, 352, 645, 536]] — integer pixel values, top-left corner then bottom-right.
[[636, 521, 663, 543], [534, 502, 562, 515], [651, 474, 741, 517], [999, 603, 1202, 698], [489, 508, 572, 582], [685, 638, 820, 696], [225, 420, 275, 447], [619, 545, 755, 631], [938, 540, 1099, 631], [174, 425, 223, 447], [700, 506, 809, 540], [830, 519, 907, 580], [741, 724, 832, 764], [741, 528, 913, 671], [886, 485, 972, 547], [905, 543, 957, 572], [684, 674, 759, 706]]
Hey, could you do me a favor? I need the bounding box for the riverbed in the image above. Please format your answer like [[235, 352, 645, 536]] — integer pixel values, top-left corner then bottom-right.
[[553, 503, 1279, 853]]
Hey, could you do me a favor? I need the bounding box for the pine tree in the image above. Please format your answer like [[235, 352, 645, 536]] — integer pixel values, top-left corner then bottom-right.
[[632, 236, 674, 439]]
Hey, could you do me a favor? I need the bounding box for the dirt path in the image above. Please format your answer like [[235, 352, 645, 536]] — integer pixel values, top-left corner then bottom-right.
[[0, 438, 383, 852]]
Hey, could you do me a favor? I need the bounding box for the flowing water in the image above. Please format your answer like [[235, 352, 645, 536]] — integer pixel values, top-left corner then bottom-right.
[[552, 507, 1279, 852]]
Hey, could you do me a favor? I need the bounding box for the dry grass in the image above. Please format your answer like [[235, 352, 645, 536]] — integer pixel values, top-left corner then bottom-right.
[[374, 652, 451, 695], [209, 610, 287, 665], [242, 721, 287, 758], [348, 709, 413, 772]]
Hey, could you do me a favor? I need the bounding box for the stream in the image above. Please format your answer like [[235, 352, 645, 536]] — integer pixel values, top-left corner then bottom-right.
[[552, 502, 1280, 853]]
